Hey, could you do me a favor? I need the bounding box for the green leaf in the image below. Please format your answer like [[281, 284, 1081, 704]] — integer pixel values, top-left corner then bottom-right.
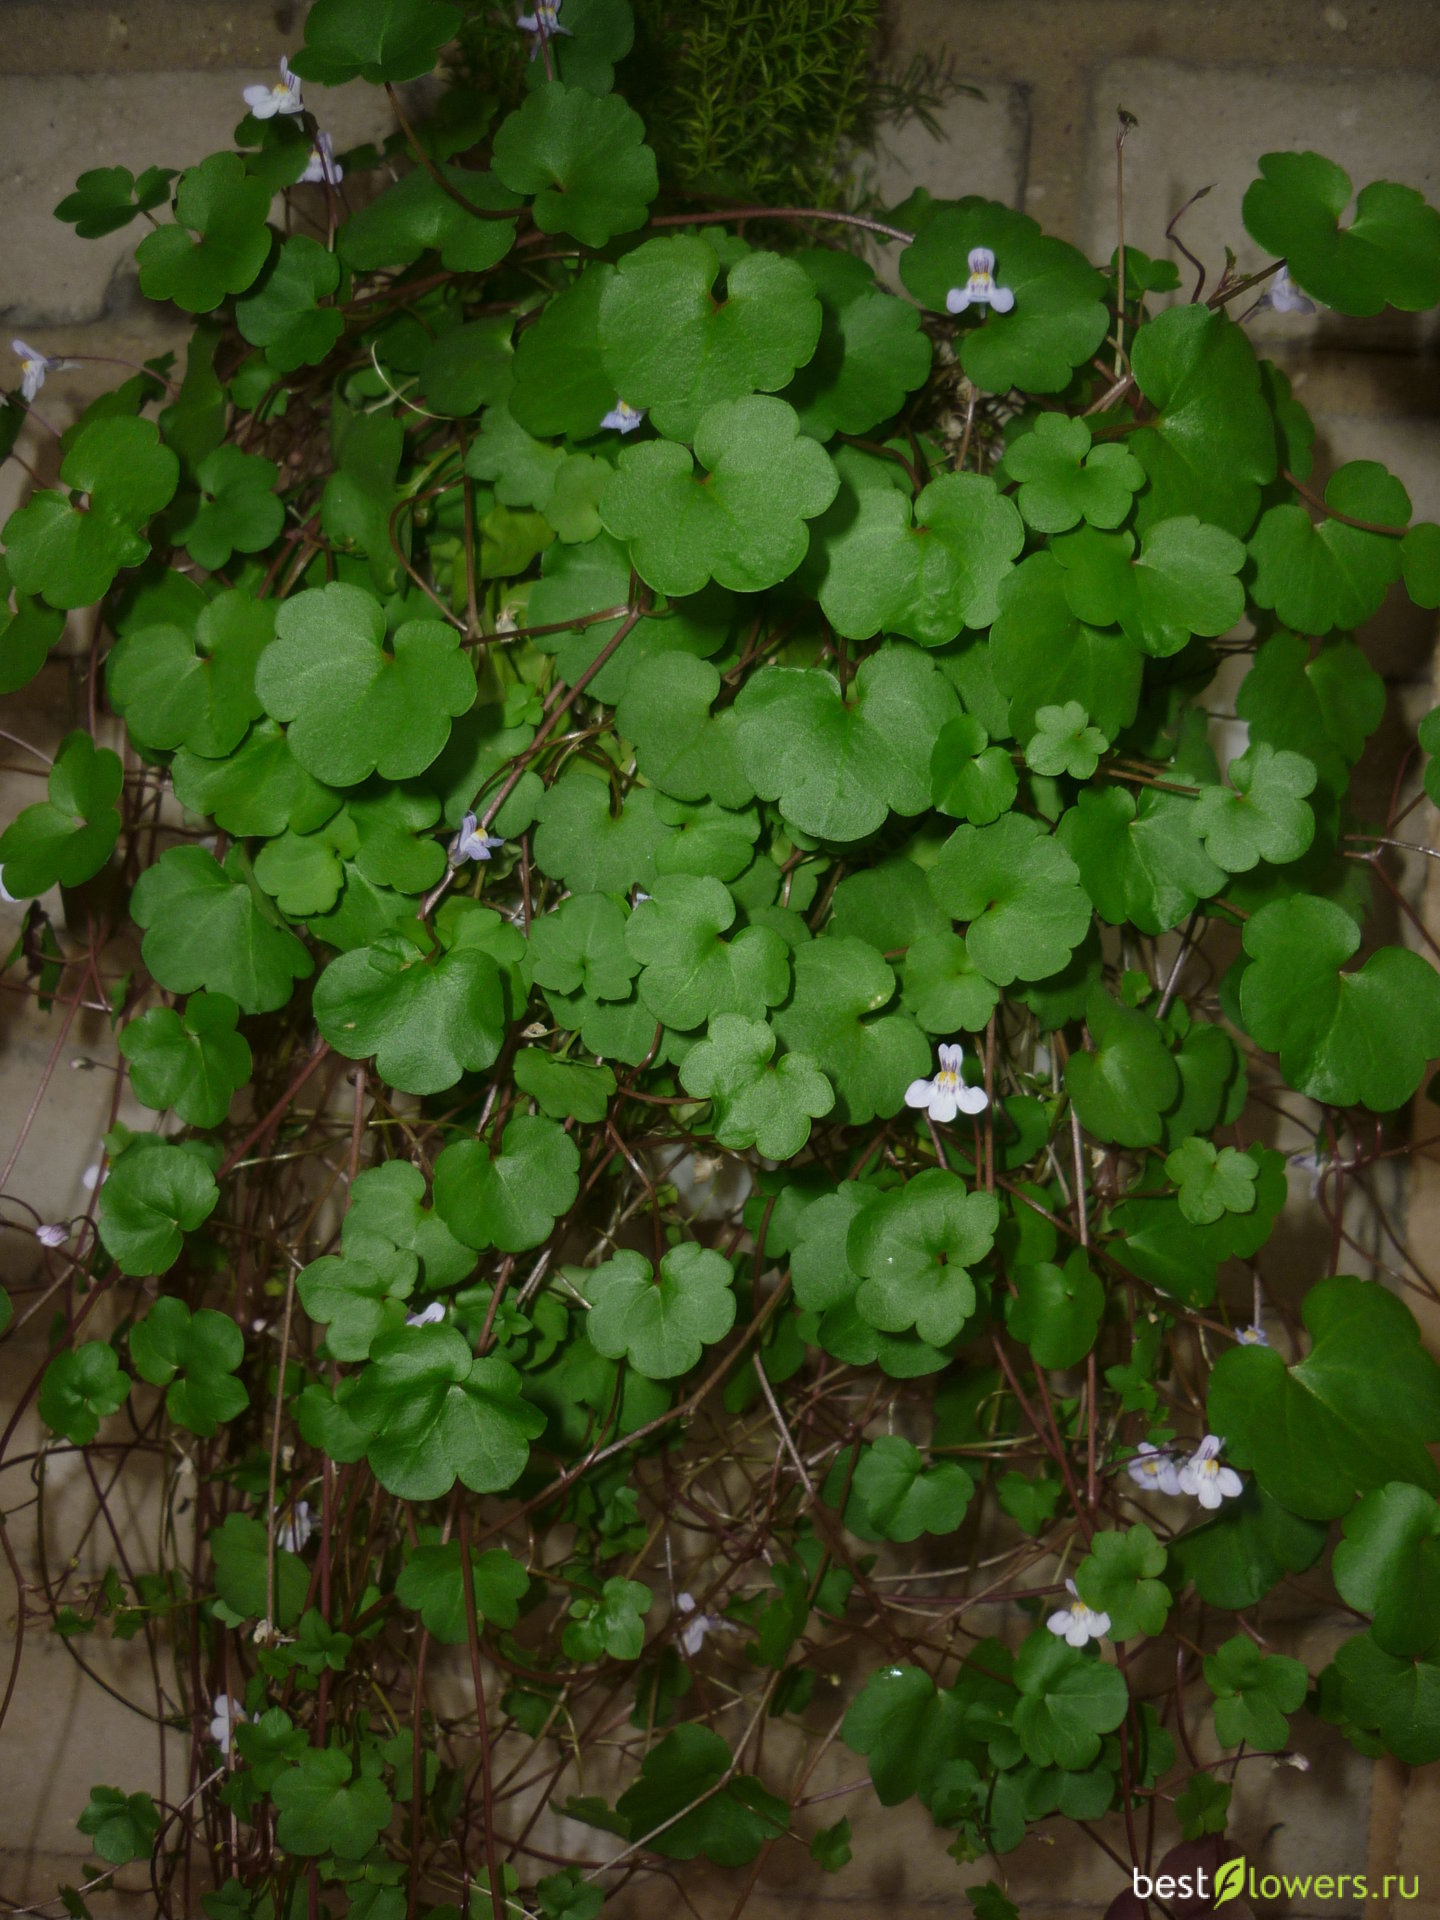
[[1128, 306, 1276, 537], [339, 162, 519, 275], [1236, 631, 1384, 799], [1169, 1483, 1327, 1610], [135, 153, 272, 313], [1058, 784, 1222, 935], [2, 416, 179, 609], [1002, 412, 1143, 534], [900, 200, 1109, 393], [107, 588, 274, 757], [510, 262, 617, 439], [813, 469, 1024, 643], [532, 773, 669, 894], [120, 993, 252, 1128], [419, 318, 515, 417], [562, 1575, 653, 1661], [1248, 461, 1409, 634], [1174, 1774, 1233, 1842], [929, 813, 1093, 988], [172, 720, 338, 839], [738, 642, 959, 841], [1064, 988, 1179, 1149], [842, 1663, 970, 1806], [1006, 1249, 1104, 1368], [320, 402, 406, 592], [625, 873, 790, 1029], [97, 1140, 220, 1276], [1333, 1483, 1440, 1657], [847, 1169, 999, 1346], [0, 559, 66, 693], [1333, 1630, 1440, 1766], [1051, 515, 1247, 657], [810, 1818, 852, 1873], [989, 552, 1143, 743], [350, 1324, 545, 1498], [346, 1160, 474, 1289], [584, 1243, 736, 1379], [271, 1749, 393, 1859], [1209, 1274, 1440, 1519], [829, 1435, 973, 1543], [1240, 894, 1440, 1110], [1024, 701, 1107, 779], [130, 1296, 247, 1437], [255, 582, 475, 787], [678, 1012, 834, 1158], [396, 1541, 528, 1644], [433, 1116, 581, 1253], [527, 891, 637, 1000], [771, 936, 930, 1126], [493, 82, 656, 248], [132, 846, 313, 1015], [298, 1229, 416, 1362], [1012, 1629, 1129, 1769], [513, 1048, 616, 1122], [599, 235, 822, 441], [39, 1343, 130, 1446], [292, 0, 463, 83], [1403, 521, 1440, 610], [1075, 1524, 1169, 1642], [930, 713, 1019, 826], [901, 932, 1002, 1034], [1164, 1138, 1258, 1226], [784, 249, 931, 440], [55, 164, 173, 238], [77, 1787, 159, 1866], [172, 446, 284, 572], [614, 1724, 788, 1865], [601, 394, 837, 596], [0, 731, 121, 897], [235, 234, 344, 371], [210, 1512, 307, 1629], [313, 911, 509, 1096], [1242, 151, 1440, 316], [1204, 1634, 1308, 1752]]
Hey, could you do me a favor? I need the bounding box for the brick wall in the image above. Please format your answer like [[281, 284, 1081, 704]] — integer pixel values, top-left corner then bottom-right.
[[2, 1, 1438, 1911]]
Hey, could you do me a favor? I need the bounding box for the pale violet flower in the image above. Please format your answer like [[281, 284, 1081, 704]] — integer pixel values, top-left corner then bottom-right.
[[676, 1591, 725, 1658], [905, 1043, 988, 1124], [12, 339, 67, 404], [301, 132, 343, 187], [35, 1222, 69, 1248], [1046, 1578, 1109, 1648], [208, 1695, 247, 1755], [277, 1500, 312, 1555], [946, 248, 1015, 316], [81, 1162, 105, 1192], [1179, 1434, 1244, 1510], [449, 813, 506, 867], [243, 57, 303, 119], [406, 1301, 446, 1328], [1236, 1323, 1269, 1347], [1126, 1441, 1183, 1497], [1264, 266, 1315, 315], [601, 399, 644, 434], [516, 0, 572, 56]]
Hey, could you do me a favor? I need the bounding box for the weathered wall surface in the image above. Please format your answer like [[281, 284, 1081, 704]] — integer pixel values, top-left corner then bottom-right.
[[2, 0, 1439, 1912]]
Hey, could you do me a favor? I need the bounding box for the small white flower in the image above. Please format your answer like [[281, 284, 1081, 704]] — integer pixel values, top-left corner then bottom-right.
[[1179, 1434, 1244, 1510], [905, 1042, 988, 1124], [35, 1222, 69, 1248], [601, 399, 644, 434], [448, 813, 506, 867], [1236, 1323, 1268, 1347], [1046, 1578, 1109, 1647], [516, 0, 572, 56], [81, 1162, 105, 1192], [1264, 266, 1316, 315], [301, 131, 343, 187], [1126, 1441, 1183, 1496], [946, 247, 1015, 316], [243, 56, 304, 119], [12, 339, 68, 404], [277, 1499, 312, 1554], [676, 1590, 725, 1658], [406, 1301, 446, 1328], [208, 1694, 247, 1755]]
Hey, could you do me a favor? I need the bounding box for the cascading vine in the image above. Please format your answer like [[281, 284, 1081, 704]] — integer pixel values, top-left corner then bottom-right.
[[4, 0, 1440, 1914]]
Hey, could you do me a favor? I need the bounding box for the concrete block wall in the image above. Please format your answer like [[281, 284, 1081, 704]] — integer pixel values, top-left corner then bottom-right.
[[2, 0, 1439, 1911]]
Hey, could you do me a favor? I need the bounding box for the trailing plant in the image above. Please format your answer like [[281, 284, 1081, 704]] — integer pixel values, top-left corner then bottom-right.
[[4, 4, 1440, 1916]]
